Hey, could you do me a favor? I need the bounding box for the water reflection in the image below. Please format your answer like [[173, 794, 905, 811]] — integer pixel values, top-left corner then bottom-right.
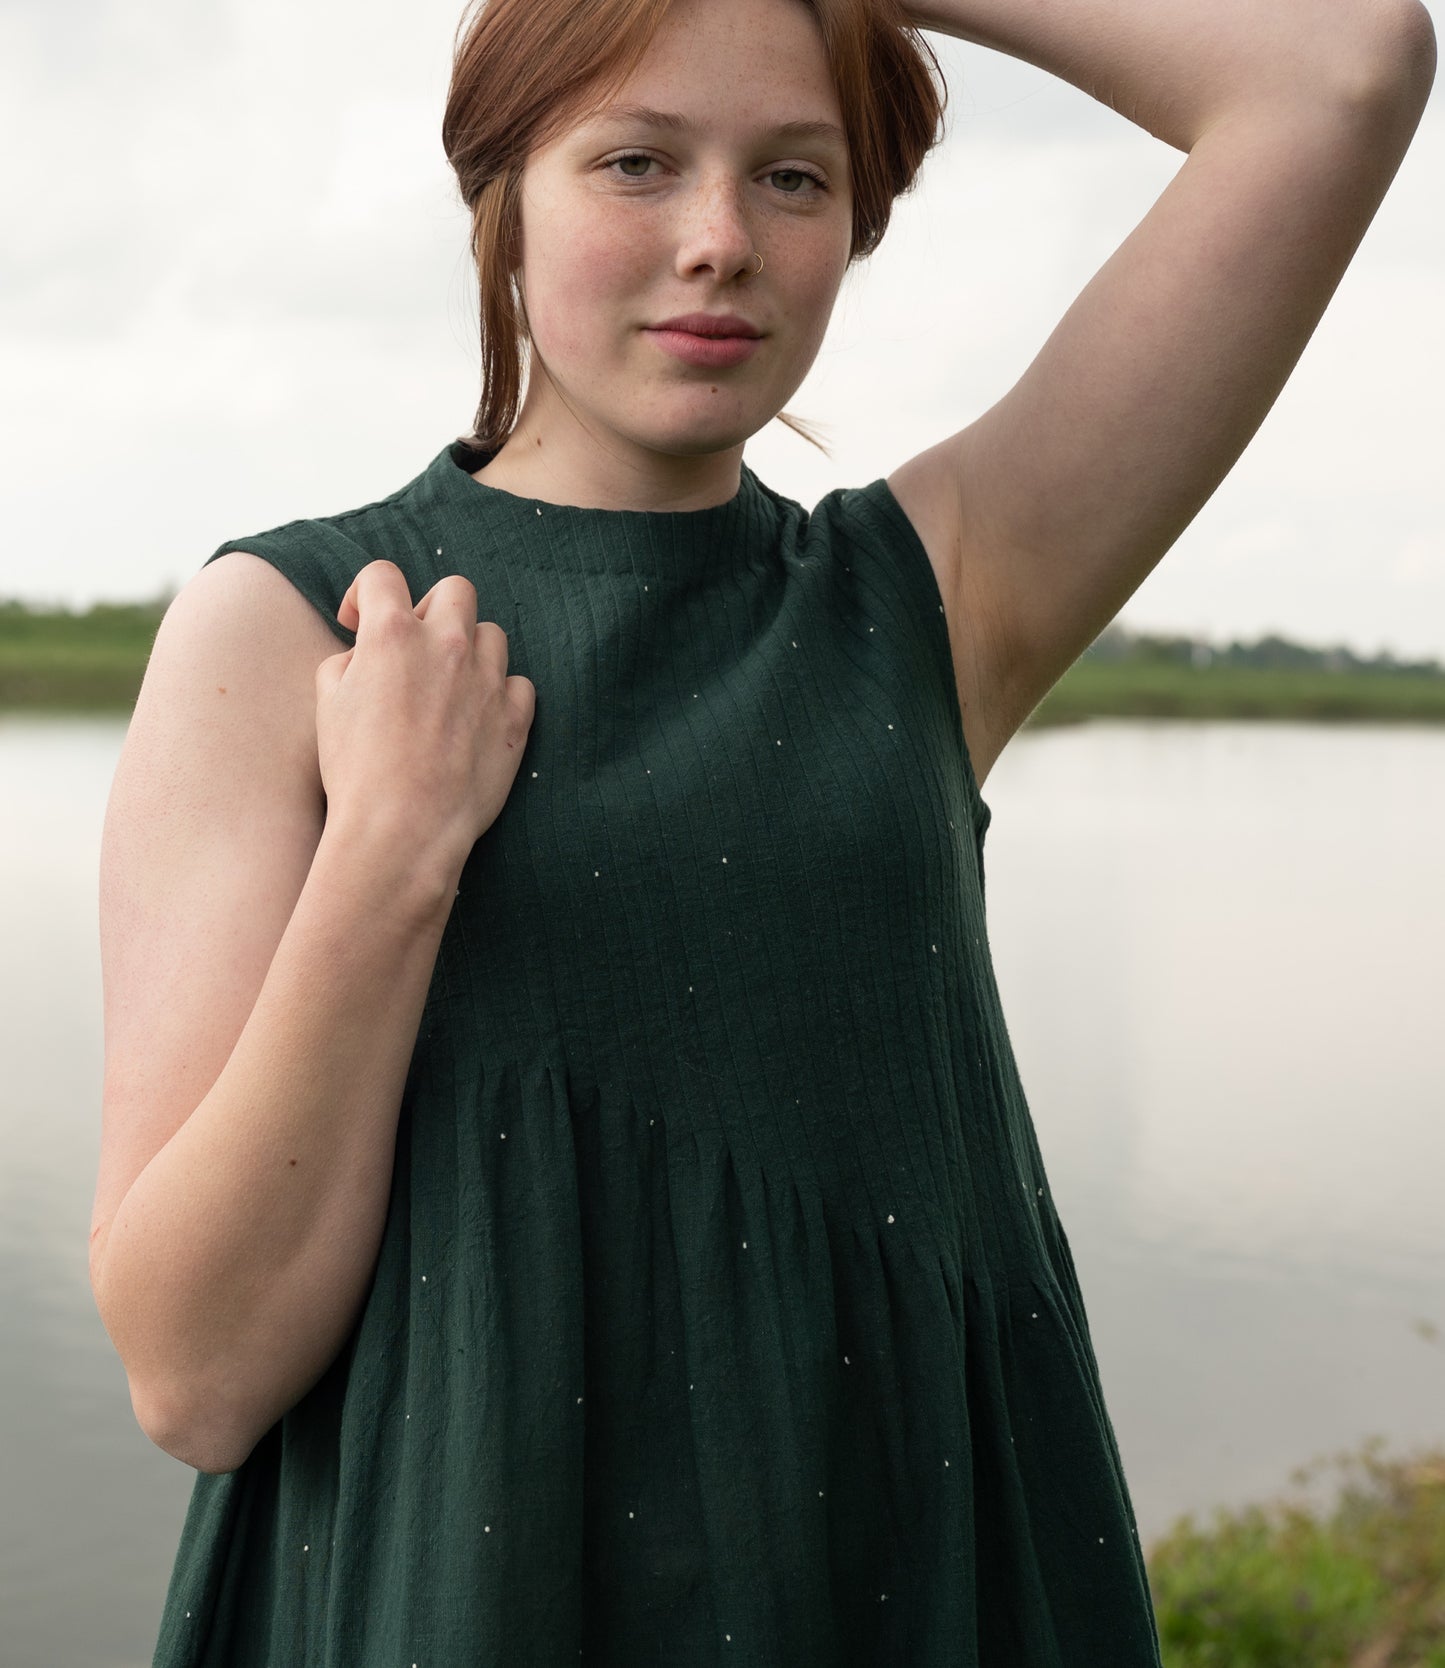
[[982, 720, 1445, 1536], [1, 714, 1441, 1662], [0, 715, 196, 1666]]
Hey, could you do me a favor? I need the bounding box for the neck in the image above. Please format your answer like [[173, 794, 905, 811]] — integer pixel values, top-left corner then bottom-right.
[[472, 377, 747, 512]]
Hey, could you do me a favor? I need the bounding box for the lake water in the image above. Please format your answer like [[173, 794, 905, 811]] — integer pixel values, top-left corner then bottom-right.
[[2, 713, 1442, 1666]]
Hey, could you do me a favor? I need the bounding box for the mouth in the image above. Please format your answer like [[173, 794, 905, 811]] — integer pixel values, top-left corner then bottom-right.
[[648, 314, 763, 340], [644, 325, 764, 369]]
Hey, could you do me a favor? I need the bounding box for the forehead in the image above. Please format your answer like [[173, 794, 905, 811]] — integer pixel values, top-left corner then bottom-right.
[[565, 0, 843, 140]]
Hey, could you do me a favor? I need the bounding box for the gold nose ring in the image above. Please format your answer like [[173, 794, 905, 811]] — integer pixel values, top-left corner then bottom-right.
[[747, 252, 764, 277]]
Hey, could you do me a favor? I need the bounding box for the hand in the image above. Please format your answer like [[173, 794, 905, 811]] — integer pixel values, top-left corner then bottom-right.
[[315, 560, 536, 875]]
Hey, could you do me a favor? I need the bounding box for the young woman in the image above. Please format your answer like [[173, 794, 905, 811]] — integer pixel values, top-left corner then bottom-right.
[[91, 0, 1434, 1661]]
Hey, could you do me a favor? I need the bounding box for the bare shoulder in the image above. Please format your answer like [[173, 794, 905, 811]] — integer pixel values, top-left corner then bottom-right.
[[161, 551, 347, 691], [112, 552, 345, 827], [136, 554, 347, 782], [885, 438, 1018, 791], [97, 555, 341, 858]]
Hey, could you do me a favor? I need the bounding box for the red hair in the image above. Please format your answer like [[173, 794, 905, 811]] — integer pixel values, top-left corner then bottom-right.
[[441, 0, 946, 456]]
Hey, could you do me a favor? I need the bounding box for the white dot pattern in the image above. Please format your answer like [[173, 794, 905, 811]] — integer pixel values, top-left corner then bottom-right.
[[174, 440, 1154, 1656]]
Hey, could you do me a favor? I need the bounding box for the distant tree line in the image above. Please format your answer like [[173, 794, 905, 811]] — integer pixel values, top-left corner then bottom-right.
[[3, 597, 1442, 682], [0, 592, 173, 629], [1084, 622, 1445, 678]]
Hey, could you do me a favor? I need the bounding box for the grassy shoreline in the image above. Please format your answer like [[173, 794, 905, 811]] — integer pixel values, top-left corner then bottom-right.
[[1029, 661, 1445, 727], [6, 602, 1445, 722], [1144, 1436, 1445, 1666], [0, 601, 168, 713]]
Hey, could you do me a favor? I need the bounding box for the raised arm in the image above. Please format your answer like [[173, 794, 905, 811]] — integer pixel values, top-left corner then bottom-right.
[[888, 0, 1437, 783], [91, 554, 534, 1472]]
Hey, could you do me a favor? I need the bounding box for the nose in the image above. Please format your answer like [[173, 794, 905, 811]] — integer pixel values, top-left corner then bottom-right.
[[672, 173, 759, 284]]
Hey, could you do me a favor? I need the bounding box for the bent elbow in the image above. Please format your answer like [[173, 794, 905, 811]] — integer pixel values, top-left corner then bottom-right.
[[1344, 0, 1437, 125], [132, 1377, 256, 1476]]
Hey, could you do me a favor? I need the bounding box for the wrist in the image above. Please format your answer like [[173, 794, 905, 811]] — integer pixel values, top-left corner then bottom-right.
[[311, 805, 466, 935]]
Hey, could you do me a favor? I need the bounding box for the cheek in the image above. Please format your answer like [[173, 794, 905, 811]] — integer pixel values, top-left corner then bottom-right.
[[783, 249, 849, 355], [524, 213, 651, 361]]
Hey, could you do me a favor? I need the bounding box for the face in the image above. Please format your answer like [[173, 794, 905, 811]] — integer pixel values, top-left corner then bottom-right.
[[511, 0, 854, 465]]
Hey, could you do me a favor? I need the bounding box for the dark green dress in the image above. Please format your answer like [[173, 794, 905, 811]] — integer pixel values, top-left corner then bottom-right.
[[151, 440, 1163, 1666]]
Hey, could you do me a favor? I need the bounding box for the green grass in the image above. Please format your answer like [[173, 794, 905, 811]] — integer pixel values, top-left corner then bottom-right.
[[5, 600, 1445, 721], [1145, 1438, 1445, 1667], [1029, 660, 1445, 727], [0, 600, 163, 711]]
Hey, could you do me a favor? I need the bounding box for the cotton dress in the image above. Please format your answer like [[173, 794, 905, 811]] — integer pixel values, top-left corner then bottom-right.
[[150, 440, 1164, 1667]]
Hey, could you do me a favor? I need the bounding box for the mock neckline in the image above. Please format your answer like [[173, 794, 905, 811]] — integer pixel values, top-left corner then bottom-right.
[[409, 440, 783, 580]]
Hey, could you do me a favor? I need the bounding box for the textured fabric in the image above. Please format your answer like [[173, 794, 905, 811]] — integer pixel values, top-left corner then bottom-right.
[[151, 440, 1164, 1666]]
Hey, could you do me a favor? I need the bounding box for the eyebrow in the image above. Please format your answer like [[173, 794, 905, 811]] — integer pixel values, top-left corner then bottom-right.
[[584, 103, 847, 149]]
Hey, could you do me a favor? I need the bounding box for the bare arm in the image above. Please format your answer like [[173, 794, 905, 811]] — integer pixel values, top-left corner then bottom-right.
[[91, 553, 534, 1473], [890, 0, 1436, 780]]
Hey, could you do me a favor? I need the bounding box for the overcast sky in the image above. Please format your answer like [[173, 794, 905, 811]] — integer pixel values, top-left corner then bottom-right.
[[3, 0, 1442, 656]]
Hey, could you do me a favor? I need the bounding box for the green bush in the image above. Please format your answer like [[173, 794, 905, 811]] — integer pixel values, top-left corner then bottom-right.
[[1146, 1438, 1445, 1667]]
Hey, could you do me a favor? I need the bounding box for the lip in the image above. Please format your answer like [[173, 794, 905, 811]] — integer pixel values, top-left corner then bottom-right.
[[649, 313, 762, 338], [646, 329, 762, 369], [644, 314, 765, 370]]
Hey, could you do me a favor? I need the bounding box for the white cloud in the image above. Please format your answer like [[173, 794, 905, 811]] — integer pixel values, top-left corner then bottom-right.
[[1391, 533, 1445, 585], [1205, 520, 1300, 572]]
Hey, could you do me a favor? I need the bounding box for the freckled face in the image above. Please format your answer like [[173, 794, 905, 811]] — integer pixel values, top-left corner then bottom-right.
[[513, 0, 854, 459]]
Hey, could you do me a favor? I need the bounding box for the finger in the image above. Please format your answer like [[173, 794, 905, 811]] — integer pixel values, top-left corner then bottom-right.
[[473, 618, 510, 676], [340, 560, 412, 636], [507, 671, 537, 720], [315, 647, 355, 697], [414, 574, 479, 633]]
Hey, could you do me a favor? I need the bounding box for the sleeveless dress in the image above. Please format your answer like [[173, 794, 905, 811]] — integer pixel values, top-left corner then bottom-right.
[[150, 440, 1164, 1667]]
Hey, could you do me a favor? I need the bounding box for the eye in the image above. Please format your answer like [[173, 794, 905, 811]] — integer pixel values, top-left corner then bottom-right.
[[610, 153, 656, 178], [601, 153, 829, 195], [770, 168, 828, 195]]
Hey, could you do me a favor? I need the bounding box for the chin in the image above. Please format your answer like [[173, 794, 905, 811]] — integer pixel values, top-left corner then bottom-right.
[[646, 427, 755, 459], [623, 400, 772, 457]]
